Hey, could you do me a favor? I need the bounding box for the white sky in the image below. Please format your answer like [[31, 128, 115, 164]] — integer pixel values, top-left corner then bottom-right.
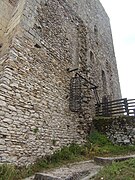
[[100, 0, 135, 99]]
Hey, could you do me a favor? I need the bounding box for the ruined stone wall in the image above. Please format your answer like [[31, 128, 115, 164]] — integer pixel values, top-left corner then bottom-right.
[[94, 116, 135, 145], [0, 0, 121, 166]]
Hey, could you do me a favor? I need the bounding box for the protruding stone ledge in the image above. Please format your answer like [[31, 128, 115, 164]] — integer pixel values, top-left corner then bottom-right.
[[33, 160, 102, 180], [34, 173, 62, 180], [94, 154, 135, 165]]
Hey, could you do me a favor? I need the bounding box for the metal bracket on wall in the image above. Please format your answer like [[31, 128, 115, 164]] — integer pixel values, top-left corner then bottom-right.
[[69, 72, 100, 112]]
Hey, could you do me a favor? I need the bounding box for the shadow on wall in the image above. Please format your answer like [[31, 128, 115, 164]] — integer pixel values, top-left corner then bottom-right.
[[9, 0, 19, 6]]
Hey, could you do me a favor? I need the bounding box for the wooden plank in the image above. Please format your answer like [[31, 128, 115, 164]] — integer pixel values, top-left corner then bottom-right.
[[127, 99, 135, 101], [97, 98, 126, 105], [128, 102, 135, 104], [104, 104, 125, 109], [97, 101, 125, 108], [101, 108, 125, 114], [107, 100, 125, 105], [104, 107, 126, 113], [96, 105, 125, 112], [128, 105, 135, 108], [97, 110, 126, 115], [108, 111, 126, 115], [106, 98, 126, 103], [103, 103, 125, 108], [96, 107, 126, 113], [101, 104, 125, 110], [129, 109, 135, 111], [129, 112, 135, 114]]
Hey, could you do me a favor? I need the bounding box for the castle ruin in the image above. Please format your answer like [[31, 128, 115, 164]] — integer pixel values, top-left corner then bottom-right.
[[0, 0, 121, 166]]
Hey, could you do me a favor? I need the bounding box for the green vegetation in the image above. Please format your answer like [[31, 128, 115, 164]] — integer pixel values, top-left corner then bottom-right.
[[87, 131, 135, 156], [33, 127, 39, 134], [94, 158, 135, 180], [1, 131, 135, 179], [0, 164, 17, 180], [0, 144, 87, 180]]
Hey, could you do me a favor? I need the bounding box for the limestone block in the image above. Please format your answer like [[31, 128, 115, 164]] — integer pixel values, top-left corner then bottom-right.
[[8, 105, 16, 111], [3, 118, 13, 124], [0, 100, 6, 107], [0, 145, 7, 151], [0, 139, 5, 145]]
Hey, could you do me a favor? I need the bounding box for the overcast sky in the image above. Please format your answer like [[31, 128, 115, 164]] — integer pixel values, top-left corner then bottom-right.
[[99, 0, 135, 99]]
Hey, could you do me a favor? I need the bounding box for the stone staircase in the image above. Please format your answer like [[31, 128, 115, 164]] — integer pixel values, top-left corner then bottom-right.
[[24, 160, 102, 180], [24, 154, 135, 180]]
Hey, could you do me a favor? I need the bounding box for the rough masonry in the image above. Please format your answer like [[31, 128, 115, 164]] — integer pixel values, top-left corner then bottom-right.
[[0, 0, 121, 166], [94, 116, 135, 145]]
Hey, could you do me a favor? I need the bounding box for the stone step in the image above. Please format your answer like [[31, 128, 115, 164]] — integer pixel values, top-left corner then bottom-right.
[[94, 154, 135, 165], [34, 174, 62, 180], [30, 160, 102, 180]]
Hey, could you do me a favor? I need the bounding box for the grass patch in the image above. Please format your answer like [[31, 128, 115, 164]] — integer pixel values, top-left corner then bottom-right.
[[94, 158, 135, 180], [87, 131, 135, 157], [0, 164, 17, 180], [0, 144, 87, 180], [1, 131, 135, 179]]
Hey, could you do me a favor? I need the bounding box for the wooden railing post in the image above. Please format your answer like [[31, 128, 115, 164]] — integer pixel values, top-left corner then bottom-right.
[[96, 103, 100, 116], [124, 98, 129, 116], [102, 101, 108, 116], [133, 109, 135, 116]]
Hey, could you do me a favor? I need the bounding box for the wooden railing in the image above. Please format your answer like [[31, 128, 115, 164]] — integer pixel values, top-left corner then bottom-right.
[[95, 98, 135, 117]]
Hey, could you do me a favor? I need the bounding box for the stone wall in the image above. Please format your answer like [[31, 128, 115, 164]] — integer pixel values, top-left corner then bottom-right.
[[93, 116, 135, 145], [0, 0, 25, 57], [0, 0, 13, 38], [0, 0, 121, 166], [6, 0, 25, 35], [66, 0, 121, 100]]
